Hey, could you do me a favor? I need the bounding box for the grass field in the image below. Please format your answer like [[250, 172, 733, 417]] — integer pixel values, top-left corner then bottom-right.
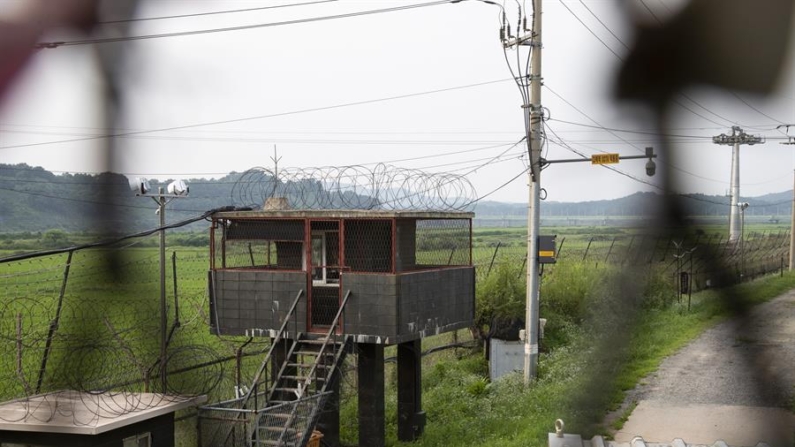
[[0, 224, 793, 446]]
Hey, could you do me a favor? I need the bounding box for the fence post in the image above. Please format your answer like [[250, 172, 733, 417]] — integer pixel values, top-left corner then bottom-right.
[[604, 236, 617, 264], [36, 250, 73, 394], [557, 237, 566, 258], [623, 235, 635, 265], [582, 237, 594, 262], [486, 242, 502, 277]]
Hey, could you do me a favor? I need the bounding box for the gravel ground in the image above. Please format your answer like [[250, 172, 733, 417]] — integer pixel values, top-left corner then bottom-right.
[[608, 287, 795, 445]]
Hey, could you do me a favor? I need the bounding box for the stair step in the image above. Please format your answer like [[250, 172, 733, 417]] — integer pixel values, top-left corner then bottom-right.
[[281, 375, 325, 382], [294, 349, 335, 356], [261, 426, 299, 434], [258, 440, 287, 446], [287, 362, 329, 369], [272, 387, 302, 394], [263, 412, 291, 419], [300, 338, 333, 345]]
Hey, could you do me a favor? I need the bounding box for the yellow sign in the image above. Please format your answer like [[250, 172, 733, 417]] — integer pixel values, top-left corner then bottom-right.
[[591, 153, 620, 165], [539, 250, 555, 257]]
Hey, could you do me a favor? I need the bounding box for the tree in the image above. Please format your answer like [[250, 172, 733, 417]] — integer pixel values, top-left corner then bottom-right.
[[39, 229, 71, 248]]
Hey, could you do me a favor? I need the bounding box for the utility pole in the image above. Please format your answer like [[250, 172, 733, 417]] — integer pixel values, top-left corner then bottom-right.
[[712, 126, 764, 243], [157, 187, 167, 392], [500, 0, 543, 385], [131, 178, 189, 393], [790, 170, 795, 270], [524, 0, 542, 386]]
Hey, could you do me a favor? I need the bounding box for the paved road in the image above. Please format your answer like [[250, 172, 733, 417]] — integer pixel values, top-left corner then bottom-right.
[[612, 288, 795, 446]]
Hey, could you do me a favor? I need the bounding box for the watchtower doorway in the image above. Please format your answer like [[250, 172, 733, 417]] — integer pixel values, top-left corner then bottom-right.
[[308, 220, 341, 332]]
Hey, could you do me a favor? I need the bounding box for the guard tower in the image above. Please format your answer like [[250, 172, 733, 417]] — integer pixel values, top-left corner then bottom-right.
[[202, 209, 475, 447]]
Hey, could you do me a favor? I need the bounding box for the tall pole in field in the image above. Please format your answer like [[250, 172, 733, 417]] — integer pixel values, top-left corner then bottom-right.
[[158, 187, 167, 392], [790, 170, 795, 270], [130, 178, 189, 393], [524, 0, 543, 385], [712, 126, 764, 243]]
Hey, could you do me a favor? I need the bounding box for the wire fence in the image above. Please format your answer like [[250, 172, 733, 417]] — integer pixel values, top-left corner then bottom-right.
[[0, 237, 269, 445], [0, 226, 789, 444], [473, 230, 792, 293]]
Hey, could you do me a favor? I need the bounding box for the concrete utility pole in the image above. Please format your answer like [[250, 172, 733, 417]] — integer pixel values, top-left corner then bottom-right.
[[712, 126, 764, 243], [524, 0, 542, 386], [790, 170, 795, 270], [500, 0, 543, 385], [157, 187, 167, 392]]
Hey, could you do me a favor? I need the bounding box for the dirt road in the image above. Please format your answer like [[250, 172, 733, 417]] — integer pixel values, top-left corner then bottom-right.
[[612, 288, 795, 446]]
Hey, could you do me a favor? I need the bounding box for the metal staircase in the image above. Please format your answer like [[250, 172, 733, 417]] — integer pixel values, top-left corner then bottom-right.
[[199, 290, 352, 447], [254, 332, 351, 446], [251, 290, 352, 447]]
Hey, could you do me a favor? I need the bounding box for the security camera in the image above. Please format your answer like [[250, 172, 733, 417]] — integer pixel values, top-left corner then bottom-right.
[[129, 177, 151, 195], [645, 159, 656, 177]]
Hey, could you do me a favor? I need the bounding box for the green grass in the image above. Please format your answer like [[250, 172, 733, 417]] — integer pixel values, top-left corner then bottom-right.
[[3, 229, 795, 446], [335, 271, 795, 447]]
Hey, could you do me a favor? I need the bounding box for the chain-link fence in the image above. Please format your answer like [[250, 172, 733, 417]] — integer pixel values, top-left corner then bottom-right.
[[475, 230, 792, 292]]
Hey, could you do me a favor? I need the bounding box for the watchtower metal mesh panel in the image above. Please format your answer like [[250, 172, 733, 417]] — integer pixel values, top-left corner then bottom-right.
[[413, 218, 471, 268], [216, 219, 304, 270], [344, 219, 393, 273]]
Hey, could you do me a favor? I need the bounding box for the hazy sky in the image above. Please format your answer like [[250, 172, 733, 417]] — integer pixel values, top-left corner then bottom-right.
[[1, 0, 794, 204]]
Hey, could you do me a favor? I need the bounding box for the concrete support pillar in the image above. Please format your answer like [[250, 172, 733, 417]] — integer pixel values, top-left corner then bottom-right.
[[357, 343, 385, 447], [317, 352, 341, 447], [397, 340, 424, 441]]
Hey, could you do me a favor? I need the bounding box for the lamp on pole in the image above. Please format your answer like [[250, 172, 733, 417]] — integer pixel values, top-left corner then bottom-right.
[[130, 177, 189, 392]]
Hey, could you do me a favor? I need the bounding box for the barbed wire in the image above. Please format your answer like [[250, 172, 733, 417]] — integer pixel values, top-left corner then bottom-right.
[[0, 229, 265, 426], [231, 163, 478, 211]]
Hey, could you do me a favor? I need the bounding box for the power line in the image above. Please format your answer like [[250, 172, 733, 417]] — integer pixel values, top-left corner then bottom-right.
[[461, 167, 529, 207], [0, 206, 240, 264], [557, 0, 739, 127], [1, 128, 513, 146], [0, 185, 152, 211], [637, 0, 662, 22], [557, 0, 623, 60], [0, 78, 513, 151], [545, 122, 732, 206], [98, 0, 338, 24], [730, 92, 786, 125], [577, 0, 627, 50], [36, 0, 457, 48], [543, 121, 658, 188], [546, 117, 714, 139]]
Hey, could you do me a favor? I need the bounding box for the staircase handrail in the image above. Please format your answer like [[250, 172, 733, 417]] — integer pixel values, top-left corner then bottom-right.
[[242, 288, 305, 407]]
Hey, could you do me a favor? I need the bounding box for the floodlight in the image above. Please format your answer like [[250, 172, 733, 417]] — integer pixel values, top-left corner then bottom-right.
[[167, 180, 189, 196], [129, 177, 151, 195]]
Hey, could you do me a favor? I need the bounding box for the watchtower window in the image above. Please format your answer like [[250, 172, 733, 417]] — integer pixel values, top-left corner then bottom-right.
[[310, 222, 340, 285], [219, 219, 305, 270]]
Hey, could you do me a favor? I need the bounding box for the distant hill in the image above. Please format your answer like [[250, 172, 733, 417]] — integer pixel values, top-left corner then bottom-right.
[[473, 190, 792, 225], [0, 164, 791, 232], [0, 164, 245, 233]]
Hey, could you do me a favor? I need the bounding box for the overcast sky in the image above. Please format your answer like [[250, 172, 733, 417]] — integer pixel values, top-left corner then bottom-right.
[[1, 0, 794, 204]]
